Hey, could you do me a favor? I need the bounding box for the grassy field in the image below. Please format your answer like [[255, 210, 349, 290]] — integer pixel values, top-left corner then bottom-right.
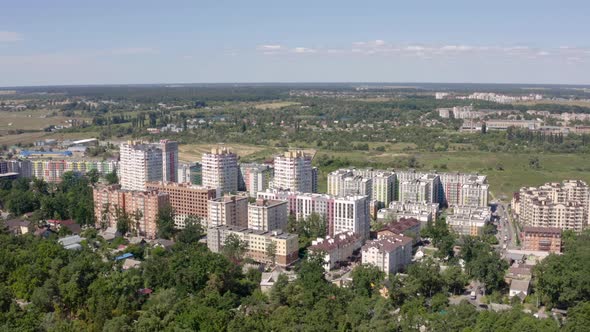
[[178, 143, 272, 163], [254, 101, 300, 110], [0, 110, 89, 132]]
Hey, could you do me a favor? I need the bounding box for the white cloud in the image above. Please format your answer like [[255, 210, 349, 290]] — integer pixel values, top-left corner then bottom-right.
[[292, 47, 316, 54], [109, 47, 158, 55], [257, 44, 282, 51], [0, 31, 23, 42]]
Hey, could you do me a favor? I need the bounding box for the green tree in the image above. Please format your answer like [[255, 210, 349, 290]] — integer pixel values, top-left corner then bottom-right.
[[222, 233, 248, 263], [177, 215, 204, 244], [351, 264, 385, 297], [156, 204, 175, 239], [266, 241, 277, 266]]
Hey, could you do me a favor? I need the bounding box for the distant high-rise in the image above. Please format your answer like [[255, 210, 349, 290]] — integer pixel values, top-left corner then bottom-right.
[[160, 139, 179, 183], [119, 141, 163, 191], [273, 150, 313, 193], [202, 146, 238, 193]]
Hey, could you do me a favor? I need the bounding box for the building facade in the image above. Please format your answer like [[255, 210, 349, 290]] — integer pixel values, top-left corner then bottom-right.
[[207, 194, 248, 228], [248, 199, 288, 231], [93, 184, 169, 239], [446, 206, 491, 236], [514, 180, 589, 232], [160, 139, 179, 183], [202, 146, 239, 193], [258, 190, 370, 239], [239, 163, 273, 196], [145, 181, 218, 228], [522, 226, 562, 253], [273, 150, 313, 193], [207, 226, 299, 266], [361, 235, 413, 274], [120, 141, 163, 191]]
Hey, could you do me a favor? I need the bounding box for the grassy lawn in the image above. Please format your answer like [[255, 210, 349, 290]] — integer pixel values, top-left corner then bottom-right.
[[0, 110, 90, 132], [178, 143, 270, 163], [254, 101, 301, 110]]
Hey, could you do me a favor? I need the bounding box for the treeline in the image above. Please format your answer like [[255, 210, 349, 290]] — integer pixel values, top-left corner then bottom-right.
[[0, 172, 96, 224], [1, 226, 583, 331]]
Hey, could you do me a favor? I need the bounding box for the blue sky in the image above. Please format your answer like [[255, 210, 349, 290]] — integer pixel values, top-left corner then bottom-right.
[[1, 0, 589, 86]]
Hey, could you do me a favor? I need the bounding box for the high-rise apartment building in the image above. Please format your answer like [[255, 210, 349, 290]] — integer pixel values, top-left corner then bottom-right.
[[513, 180, 590, 232], [273, 150, 313, 193], [93, 184, 169, 239], [145, 181, 218, 228], [248, 198, 288, 231], [119, 141, 163, 191], [202, 146, 238, 193], [522, 226, 562, 253], [327, 169, 394, 207], [160, 139, 179, 183], [399, 174, 440, 204], [207, 194, 248, 228]]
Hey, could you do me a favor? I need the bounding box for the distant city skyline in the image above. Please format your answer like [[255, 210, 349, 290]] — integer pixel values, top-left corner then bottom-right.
[[1, 0, 590, 86]]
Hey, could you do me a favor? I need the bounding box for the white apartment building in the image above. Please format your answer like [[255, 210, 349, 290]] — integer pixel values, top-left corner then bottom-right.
[[207, 195, 248, 228], [361, 235, 413, 274], [119, 141, 163, 191], [327, 169, 394, 207], [378, 201, 440, 226], [399, 174, 440, 204], [257, 190, 370, 239], [239, 163, 274, 196], [514, 180, 590, 232], [202, 146, 238, 193], [248, 199, 288, 231], [273, 150, 313, 193], [446, 206, 491, 236]]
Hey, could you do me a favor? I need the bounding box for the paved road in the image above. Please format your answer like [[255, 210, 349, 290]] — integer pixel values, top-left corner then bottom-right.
[[494, 202, 520, 256]]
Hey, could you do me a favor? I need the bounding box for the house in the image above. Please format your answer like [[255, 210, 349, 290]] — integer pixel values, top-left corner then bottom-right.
[[260, 266, 297, 293], [4, 220, 30, 235], [152, 238, 175, 250], [99, 227, 119, 241], [308, 232, 363, 271], [47, 219, 81, 235], [58, 235, 85, 250], [122, 258, 141, 270], [506, 265, 533, 281], [509, 279, 530, 300]]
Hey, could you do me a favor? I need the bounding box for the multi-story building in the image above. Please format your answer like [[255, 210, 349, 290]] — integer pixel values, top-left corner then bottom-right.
[[207, 194, 248, 228], [160, 139, 179, 183], [93, 184, 169, 239], [522, 226, 561, 253], [438, 173, 488, 207], [273, 150, 313, 193], [120, 141, 163, 191], [202, 146, 238, 193], [178, 162, 202, 185], [376, 217, 421, 243], [399, 174, 440, 204], [27, 159, 118, 183], [207, 225, 299, 266], [361, 235, 413, 274], [239, 163, 273, 196], [308, 231, 363, 271], [311, 167, 319, 193], [372, 172, 396, 208], [327, 169, 395, 207], [514, 180, 589, 232], [145, 181, 218, 228], [248, 198, 288, 231], [446, 206, 491, 236], [1, 159, 32, 178], [257, 189, 370, 239]]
